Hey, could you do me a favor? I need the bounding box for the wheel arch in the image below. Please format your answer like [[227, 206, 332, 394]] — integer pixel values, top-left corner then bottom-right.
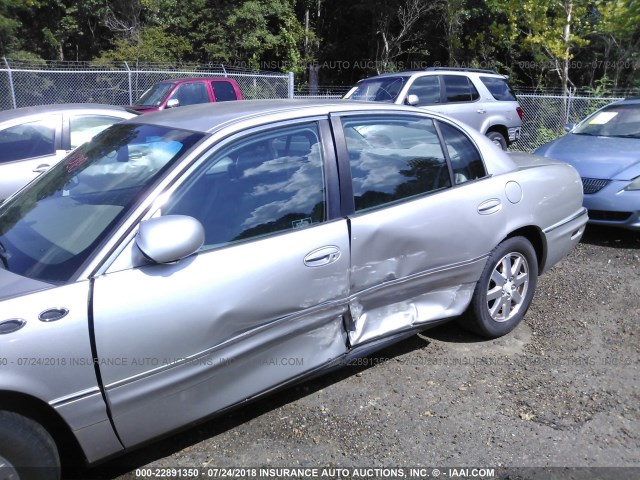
[[0, 390, 86, 470], [504, 225, 546, 274], [485, 124, 509, 141]]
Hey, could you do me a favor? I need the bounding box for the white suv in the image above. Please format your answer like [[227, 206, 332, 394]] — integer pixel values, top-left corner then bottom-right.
[[344, 67, 523, 150]]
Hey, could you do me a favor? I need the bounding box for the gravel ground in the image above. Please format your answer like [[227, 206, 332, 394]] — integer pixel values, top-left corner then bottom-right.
[[86, 226, 639, 480]]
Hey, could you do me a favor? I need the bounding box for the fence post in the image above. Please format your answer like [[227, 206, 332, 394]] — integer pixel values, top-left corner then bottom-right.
[[288, 71, 294, 99], [3, 57, 17, 109], [124, 61, 133, 105], [564, 87, 575, 126]]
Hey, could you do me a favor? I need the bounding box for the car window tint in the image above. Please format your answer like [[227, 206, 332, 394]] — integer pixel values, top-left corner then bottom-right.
[[480, 76, 517, 101], [347, 77, 406, 102], [212, 81, 238, 101], [70, 115, 123, 149], [136, 83, 173, 106], [342, 116, 450, 212], [407, 76, 441, 105], [438, 122, 486, 184], [443, 75, 479, 102], [170, 82, 210, 106], [0, 117, 56, 163], [164, 122, 326, 248]]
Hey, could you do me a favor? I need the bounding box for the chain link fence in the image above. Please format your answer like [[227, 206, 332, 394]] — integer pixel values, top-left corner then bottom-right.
[[512, 93, 624, 152], [0, 59, 627, 154], [0, 59, 293, 110]]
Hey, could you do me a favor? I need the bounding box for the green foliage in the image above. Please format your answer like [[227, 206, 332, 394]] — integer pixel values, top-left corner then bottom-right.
[[97, 26, 192, 63], [0, 0, 637, 92], [225, 0, 305, 71]]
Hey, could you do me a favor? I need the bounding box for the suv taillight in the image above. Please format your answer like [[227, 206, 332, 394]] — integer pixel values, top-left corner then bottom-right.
[[516, 107, 524, 121]]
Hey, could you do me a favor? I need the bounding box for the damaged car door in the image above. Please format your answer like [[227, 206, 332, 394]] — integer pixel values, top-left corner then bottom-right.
[[91, 120, 351, 447], [334, 114, 505, 345]]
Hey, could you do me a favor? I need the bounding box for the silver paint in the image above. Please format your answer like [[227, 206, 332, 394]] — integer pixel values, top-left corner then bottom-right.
[[0, 100, 588, 466]]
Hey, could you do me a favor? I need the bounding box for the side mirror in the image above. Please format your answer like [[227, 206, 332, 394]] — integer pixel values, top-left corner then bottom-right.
[[136, 215, 204, 264], [406, 94, 419, 106], [166, 98, 180, 109], [564, 123, 575, 132]]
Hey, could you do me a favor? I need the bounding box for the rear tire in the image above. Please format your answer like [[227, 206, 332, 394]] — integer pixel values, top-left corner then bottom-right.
[[0, 411, 60, 480], [486, 131, 508, 150], [461, 236, 538, 338]]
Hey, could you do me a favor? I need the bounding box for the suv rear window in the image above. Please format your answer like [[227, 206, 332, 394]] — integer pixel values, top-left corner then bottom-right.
[[480, 76, 517, 101]]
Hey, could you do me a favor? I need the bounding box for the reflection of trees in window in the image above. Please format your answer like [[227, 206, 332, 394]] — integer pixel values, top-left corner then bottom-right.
[[354, 156, 450, 211], [233, 201, 325, 241], [397, 157, 450, 197], [438, 122, 486, 182]]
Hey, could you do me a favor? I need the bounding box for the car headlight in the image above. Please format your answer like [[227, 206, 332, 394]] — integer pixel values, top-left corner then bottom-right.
[[624, 176, 640, 191]]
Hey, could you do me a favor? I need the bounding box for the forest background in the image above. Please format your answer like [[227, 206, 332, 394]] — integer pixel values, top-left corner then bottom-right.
[[0, 0, 638, 94]]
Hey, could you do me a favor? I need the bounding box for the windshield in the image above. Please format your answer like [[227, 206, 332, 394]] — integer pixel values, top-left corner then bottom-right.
[[135, 83, 174, 107], [344, 77, 407, 102], [0, 123, 204, 284], [573, 103, 640, 138]]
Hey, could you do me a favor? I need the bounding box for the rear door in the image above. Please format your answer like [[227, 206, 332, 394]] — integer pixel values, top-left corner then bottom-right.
[[211, 80, 240, 101], [333, 112, 504, 346], [91, 119, 351, 447], [438, 75, 485, 131]]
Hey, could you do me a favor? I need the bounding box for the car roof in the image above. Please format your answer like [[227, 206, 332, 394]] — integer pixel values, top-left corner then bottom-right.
[[126, 99, 432, 134], [0, 103, 135, 122], [158, 77, 236, 85], [360, 69, 506, 80]]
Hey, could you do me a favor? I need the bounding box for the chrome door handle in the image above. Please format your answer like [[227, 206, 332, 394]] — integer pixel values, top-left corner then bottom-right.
[[477, 109, 487, 114], [304, 246, 341, 267], [478, 198, 502, 215], [39, 308, 69, 322], [33, 164, 50, 173]]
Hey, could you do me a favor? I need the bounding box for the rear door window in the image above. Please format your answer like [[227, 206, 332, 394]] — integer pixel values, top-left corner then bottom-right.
[[212, 81, 238, 101], [438, 122, 486, 184], [341, 115, 451, 212], [443, 75, 480, 103]]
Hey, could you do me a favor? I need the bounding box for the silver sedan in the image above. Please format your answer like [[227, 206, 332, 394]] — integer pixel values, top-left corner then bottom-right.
[[0, 100, 587, 479], [0, 103, 137, 202]]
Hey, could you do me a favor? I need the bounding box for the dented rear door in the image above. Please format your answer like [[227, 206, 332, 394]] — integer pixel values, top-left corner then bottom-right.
[[333, 113, 496, 346]]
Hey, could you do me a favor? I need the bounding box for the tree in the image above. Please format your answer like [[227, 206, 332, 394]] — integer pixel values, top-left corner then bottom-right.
[[224, 0, 306, 71], [0, 0, 23, 55], [375, 0, 436, 73], [97, 25, 192, 63], [487, 0, 593, 93], [590, 0, 640, 89]]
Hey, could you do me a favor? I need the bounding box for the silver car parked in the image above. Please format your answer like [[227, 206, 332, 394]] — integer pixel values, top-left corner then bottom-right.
[[0, 104, 137, 202], [0, 100, 586, 479], [344, 68, 524, 150]]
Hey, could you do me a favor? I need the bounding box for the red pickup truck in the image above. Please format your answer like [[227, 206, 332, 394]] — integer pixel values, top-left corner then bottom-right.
[[128, 77, 243, 113]]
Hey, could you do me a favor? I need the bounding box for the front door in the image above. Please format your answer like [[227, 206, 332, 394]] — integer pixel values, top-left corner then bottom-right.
[[92, 120, 351, 447]]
